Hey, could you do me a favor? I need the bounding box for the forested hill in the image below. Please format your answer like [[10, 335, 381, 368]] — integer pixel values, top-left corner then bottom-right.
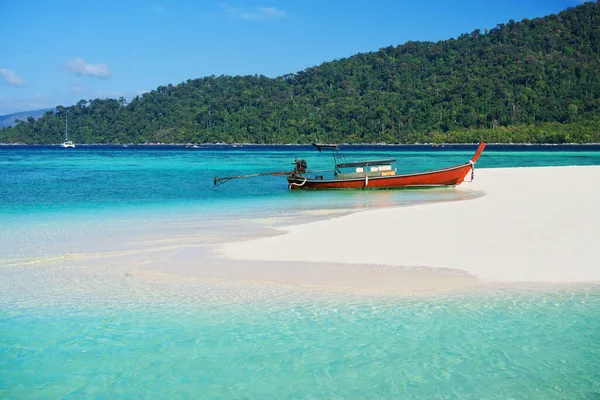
[[2, 2, 599, 144]]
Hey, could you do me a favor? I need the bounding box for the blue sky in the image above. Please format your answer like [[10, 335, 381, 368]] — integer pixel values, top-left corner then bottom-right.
[[0, 0, 587, 115]]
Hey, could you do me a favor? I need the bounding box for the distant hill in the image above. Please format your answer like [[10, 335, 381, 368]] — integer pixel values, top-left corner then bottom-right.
[[0, 108, 55, 128], [1, 2, 599, 144]]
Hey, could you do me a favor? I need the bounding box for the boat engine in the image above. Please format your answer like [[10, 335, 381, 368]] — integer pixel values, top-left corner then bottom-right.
[[294, 159, 307, 174]]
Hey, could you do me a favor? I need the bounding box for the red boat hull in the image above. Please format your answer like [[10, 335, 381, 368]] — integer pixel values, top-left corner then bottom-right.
[[287, 142, 486, 190]]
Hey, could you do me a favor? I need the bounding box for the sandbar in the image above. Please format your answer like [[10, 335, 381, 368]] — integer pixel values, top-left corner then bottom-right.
[[218, 166, 600, 285]]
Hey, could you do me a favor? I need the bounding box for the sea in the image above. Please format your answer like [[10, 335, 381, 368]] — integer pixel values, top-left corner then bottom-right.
[[1, 144, 600, 399]]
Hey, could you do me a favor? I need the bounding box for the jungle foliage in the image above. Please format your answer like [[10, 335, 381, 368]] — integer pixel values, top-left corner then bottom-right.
[[2, 2, 599, 144]]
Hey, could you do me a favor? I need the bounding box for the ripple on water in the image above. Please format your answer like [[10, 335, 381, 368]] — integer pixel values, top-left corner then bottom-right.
[[1, 267, 599, 399]]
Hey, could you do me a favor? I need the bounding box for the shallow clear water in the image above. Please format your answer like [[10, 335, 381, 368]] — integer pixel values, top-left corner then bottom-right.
[[2, 285, 600, 399], [1, 144, 600, 398]]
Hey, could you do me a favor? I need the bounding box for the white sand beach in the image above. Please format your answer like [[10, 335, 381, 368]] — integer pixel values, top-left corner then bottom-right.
[[218, 166, 600, 285]]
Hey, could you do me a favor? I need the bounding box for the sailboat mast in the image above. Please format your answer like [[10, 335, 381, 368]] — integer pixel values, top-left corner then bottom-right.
[[65, 115, 68, 140]]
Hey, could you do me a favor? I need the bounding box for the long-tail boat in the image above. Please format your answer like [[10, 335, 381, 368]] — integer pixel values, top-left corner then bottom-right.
[[214, 142, 486, 190]]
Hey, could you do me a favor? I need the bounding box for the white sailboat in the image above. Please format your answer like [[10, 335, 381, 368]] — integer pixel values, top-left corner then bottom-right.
[[61, 115, 75, 148]]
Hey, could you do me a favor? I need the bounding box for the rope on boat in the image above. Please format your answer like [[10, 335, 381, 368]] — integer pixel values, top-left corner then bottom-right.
[[469, 160, 475, 182], [288, 177, 307, 189]]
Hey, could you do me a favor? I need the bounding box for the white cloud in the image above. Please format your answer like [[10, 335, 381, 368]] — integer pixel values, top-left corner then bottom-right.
[[70, 83, 85, 94], [259, 7, 286, 19], [0, 68, 27, 86], [65, 58, 111, 78], [220, 4, 286, 21]]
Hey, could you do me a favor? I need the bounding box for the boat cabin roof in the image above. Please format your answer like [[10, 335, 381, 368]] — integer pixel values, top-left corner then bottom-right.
[[337, 159, 396, 168], [311, 143, 338, 152]]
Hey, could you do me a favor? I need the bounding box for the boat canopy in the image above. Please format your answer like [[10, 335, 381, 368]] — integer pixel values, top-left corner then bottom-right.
[[311, 143, 339, 152], [337, 159, 396, 168]]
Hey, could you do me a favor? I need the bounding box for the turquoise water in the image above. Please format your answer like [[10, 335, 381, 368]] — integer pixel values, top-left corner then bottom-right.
[[1, 144, 600, 398], [3, 144, 600, 216], [2, 288, 600, 399]]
